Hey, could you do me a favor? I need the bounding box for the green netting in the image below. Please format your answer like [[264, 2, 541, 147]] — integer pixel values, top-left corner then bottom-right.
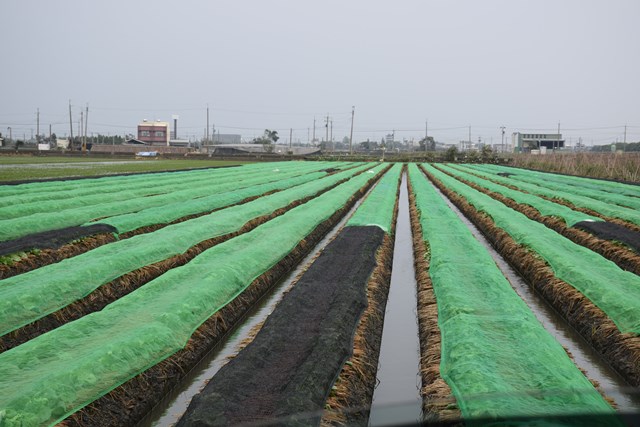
[[467, 164, 640, 211], [0, 161, 321, 219], [424, 164, 640, 334], [408, 164, 615, 422], [0, 165, 232, 208], [0, 163, 244, 198], [0, 163, 384, 427], [0, 162, 343, 241], [94, 163, 370, 234], [346, 163, 402, 233], [0, 161, 353, 210], [475, 163, 640, 198], [455, 164, 640, 226], [0, 161, 328, 220], [0, 163, 381, 337], [437, 164, 601, 226]]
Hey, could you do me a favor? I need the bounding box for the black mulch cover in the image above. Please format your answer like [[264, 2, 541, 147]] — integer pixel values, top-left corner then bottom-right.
[[0, 224, 117, 256], [574, 220, 640, 253], [176, 226, 385, 427]]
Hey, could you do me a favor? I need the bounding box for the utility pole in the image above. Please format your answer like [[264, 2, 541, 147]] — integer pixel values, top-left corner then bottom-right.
[[349, 106, 355, 156], [500, 126, 506, 153], [312, 117, 316, 144], [425, 119, 429, 151], [624, 124, 627, 151], [557, 121, 561, 151], [36, 108, 40, 141], [68, 100, 74, 142], [79, 110, 83, 150], [206, 105, 210, 144], [330, 119, 333, 145], [83, 104, 89, 152], [325, 115, 329, 151], [289, 128, 292, 150], [468, 125, 471, 149]]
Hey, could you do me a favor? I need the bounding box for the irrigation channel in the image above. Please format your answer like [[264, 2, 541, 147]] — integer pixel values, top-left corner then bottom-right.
[[369, 173, 422, 425], [139, 175, 383, 427], [431, 181, 640, 413]]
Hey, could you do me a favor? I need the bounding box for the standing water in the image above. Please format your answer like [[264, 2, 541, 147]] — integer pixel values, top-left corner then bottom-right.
[[369, 172, 422, 425]]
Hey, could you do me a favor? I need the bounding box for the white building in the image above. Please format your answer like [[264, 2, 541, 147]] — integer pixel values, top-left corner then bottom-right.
[[512, 132, 564, 153]]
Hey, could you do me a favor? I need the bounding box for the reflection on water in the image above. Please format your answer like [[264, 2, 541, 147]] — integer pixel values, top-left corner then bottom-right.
[[370, 172, 422, 426]]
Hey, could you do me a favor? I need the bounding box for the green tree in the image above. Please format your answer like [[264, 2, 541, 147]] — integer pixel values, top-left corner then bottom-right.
[[359, 140, 371, 151], [481, 144, 493, 162], [419, 136, 436, 151], [445, 146, 458, 161], [251, 129, 280, 153]]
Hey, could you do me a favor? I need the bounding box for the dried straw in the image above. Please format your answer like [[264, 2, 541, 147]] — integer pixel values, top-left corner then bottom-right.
[[59, 165, 385, 427], [421, 165, 640, 389]]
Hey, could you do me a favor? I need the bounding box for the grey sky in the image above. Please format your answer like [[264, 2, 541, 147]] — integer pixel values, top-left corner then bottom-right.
[[2, 0, 639, 146]]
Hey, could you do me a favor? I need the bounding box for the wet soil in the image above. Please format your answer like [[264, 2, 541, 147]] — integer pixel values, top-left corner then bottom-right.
[[176, 226, 385, 426]]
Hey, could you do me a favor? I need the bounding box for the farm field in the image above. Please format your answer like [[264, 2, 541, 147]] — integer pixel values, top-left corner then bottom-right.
[[0, 156, 251, 182], [0, 161, 638, 426]]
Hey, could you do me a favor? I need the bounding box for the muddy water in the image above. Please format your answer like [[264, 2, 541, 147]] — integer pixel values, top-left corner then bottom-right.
[[369, 173, 423, 426], [138, 182, 377, 427], [433, 184, 640, 413]]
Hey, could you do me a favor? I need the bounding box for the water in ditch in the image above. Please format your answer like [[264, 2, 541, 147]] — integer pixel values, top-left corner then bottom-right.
[[369, 172, 423, 426], [138, 181, 377, 427], [433, 184, 640, 413]]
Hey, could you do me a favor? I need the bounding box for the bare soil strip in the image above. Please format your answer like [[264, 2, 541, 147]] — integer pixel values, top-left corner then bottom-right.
[[421, 165, 640, 388], [433, 165, 640, 275], [59, 169, 384, 427]]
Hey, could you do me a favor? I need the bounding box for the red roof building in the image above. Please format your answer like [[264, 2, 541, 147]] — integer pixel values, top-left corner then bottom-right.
[[137, 120, 170, 146]]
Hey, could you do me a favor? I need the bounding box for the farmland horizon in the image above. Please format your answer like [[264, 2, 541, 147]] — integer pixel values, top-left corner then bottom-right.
[[2, 0, 639, 147]]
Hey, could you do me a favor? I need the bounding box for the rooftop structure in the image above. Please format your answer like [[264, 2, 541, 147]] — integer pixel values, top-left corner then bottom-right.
[[512, 132, 564, 153]]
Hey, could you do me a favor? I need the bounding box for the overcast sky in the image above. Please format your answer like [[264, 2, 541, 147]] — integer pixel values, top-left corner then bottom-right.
[[2, 0, 639, 146]]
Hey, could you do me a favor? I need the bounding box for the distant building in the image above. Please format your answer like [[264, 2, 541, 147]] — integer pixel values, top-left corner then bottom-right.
[[512, 132, 564, 153], [206, 144, 320, 156], [137, 120, 170, 146], [212, 134, 242, 144]]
